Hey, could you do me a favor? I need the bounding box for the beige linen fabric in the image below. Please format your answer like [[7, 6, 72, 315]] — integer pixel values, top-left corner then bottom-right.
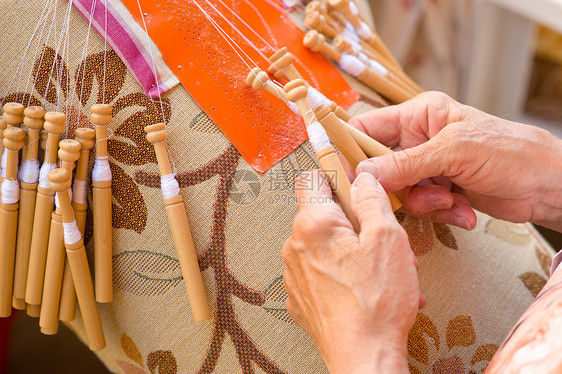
[[0, 1, 555, 373]]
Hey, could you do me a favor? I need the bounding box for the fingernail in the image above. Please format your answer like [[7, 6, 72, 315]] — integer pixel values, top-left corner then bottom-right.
[[356, 160, 380, 178], [452, 215, 471, 230], [354, 172, 377, 187], [430, 199, 451, 211]]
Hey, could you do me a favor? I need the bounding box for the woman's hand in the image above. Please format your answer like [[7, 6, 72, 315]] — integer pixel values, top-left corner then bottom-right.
[[282, 170, 421, 373], [351, 91, 562, 232]]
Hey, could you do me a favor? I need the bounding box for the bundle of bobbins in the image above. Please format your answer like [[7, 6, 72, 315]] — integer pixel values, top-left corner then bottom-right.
[[245, 46, 404, 215], [302, 0, 423, 102], [0, 102, 109, 351]]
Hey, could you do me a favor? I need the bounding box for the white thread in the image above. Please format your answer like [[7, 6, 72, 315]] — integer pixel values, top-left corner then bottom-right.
[[54, 189, 72, 209], [264, 81, 302, 115], [306, 122, 331, 152], [348, 37, 362, 54], [0, 149, 7, 178], [357, 52, 369, 64], [349, 2, 360, 15], [339, 54, 366, 77], [63, 220, 82, 245], [19, 160, 40, 184], [306, 88, 332, 111], [92, 156, 112, 182], [342, 27, 360, 43], [161, 174, 179, 199], [288, 101, 301, 116], [369, 59, 388, 77], [38, 162, 57, 189], [72, 179, 87, 204], [345, 22, 355, 32], [1, 179, 19, 204], [356, 22, 372, 40]]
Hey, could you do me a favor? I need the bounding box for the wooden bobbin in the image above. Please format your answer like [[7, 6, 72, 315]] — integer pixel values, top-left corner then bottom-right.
[[304, 30, 342, 61], [333, 35, 423, 95], [145, 123, 211, 322], [12, 106, 46, 310], [328, 0, 397, 66], [72, 128, 95, 234], [60, 128, 95, 322], [2, 102, 25, 128], [91, 103, 113, 303], [314, 105, 367, 168], [305, 10, 338, 39], [304, 30, 412, 103], [268, 47, 305, 82], [39, 139, 80, 335], [48, 168, 105, 351], [315, 106, 402, 211], [306, 1, 343, 33], [0, 120, 6, 163], [0, 127, 25, 317], [39, 130, 48, 159], [25, 111, 66, 308], [284, 79, 359, 232], [333, 34, 393, 71], [246, 67, 302, 113]]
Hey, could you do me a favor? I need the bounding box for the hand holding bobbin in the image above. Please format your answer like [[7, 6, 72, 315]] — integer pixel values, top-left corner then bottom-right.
[[284, 79, 360, 231]]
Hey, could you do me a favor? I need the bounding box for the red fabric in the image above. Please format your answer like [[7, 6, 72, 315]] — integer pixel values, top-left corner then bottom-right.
[[0, 312, 14, 374]]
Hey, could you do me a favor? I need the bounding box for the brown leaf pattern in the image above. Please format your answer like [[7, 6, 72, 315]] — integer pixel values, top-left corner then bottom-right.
[[75, 50, 126, 106], [32, 46, 69, 104], [121, 334, 145, 368], [405, 218, 434, 256], [470, 344, 499, 366], [147, 350, 178, 374], [433, 223, 458, 250], [110, 148, 148, 234], [536, 246, 552, 276], [408, 313, 440, 365], [409, 313, 497, 373], [519, 272, 548, 298], [446, 316, 476, 350]]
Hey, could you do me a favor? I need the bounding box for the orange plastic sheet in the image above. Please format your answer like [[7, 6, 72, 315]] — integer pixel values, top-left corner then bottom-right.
[[122, 0, 359, 172]]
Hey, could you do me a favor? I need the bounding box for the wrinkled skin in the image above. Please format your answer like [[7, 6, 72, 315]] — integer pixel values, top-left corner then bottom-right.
[[351, 91, 562, 232], [282, 92, 562, 373], [283, 172, 420, 373]]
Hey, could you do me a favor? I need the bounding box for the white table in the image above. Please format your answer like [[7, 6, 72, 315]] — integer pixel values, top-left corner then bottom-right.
[[464, 0, 562, 120]]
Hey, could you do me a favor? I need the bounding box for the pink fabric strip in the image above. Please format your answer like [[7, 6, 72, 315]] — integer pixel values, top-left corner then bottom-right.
[[72, 0, 178, 97]]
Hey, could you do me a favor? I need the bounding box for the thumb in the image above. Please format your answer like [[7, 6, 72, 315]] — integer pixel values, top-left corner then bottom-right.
[[350, 173, 396, 237], [356, 138, 445, 192]]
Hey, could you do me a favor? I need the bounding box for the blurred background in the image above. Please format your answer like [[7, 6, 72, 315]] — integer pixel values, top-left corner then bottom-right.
[[2, 0, 562, 372]]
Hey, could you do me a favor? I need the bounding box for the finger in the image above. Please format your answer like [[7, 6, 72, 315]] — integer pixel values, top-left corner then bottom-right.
[[419, 294, 425, 309], [295, 169, 334, 212], [349, 105, 403, 148], [350, 172, 397, 237], [338, 152, 356, 183], [356, 136, 449, 192], [412, 251, 419, 271], [416, 193, 477, 230], [397, 184, 455, 216], [349, 91, 459, 147]]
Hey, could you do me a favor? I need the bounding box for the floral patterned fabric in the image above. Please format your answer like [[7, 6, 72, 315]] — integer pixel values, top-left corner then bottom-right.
[[0, 1, 557, 373]]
